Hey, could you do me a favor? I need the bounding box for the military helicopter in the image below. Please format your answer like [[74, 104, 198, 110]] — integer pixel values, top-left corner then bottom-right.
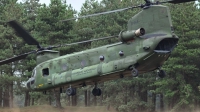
[[0, 0, 195, 96]]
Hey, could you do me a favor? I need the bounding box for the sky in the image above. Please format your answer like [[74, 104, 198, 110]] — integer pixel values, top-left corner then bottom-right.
[[18, 0, 89, 12]]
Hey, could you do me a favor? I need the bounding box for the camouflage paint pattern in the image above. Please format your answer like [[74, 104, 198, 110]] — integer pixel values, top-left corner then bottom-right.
[[26, 5, 178, 91]]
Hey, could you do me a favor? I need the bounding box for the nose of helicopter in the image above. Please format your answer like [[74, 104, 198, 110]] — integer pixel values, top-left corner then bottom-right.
[[26, 78, 35, 89], [26, 79, 31, 89]]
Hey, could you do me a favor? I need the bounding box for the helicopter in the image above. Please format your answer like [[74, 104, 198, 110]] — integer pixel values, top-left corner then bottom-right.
[[0, 0, 195, 96]]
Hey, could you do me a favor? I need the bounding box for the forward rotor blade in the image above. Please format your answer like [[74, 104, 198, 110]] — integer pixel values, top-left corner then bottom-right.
[[48, 35, 118, 49], [0, 50, 36, 66], [62, 6, 140, 21], [8, 20, 41, 49], [63, 0, 196, 21], [166, 0, 196, 4]]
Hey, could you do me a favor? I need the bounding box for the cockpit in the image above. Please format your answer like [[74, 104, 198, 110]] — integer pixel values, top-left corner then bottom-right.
[[26, 68, 36, 89]]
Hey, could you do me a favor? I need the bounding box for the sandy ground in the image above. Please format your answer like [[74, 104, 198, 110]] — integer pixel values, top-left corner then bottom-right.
[[0, 105, 116, 112]]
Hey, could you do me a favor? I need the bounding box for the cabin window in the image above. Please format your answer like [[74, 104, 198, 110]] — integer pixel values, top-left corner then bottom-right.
[[119, 51, 124, 56], [42, 68, 49, 76], [99, 55, 104, 61]]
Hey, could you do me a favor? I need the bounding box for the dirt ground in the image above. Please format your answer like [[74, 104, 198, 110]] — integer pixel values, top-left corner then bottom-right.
[[1, 105, 200, 112], [0, 105, 116, 112]]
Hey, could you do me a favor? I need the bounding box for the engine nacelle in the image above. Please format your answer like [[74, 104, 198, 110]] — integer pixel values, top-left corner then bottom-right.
[[118, 28, 145, 42]]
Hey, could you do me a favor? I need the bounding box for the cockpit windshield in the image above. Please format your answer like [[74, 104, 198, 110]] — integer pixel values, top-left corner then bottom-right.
[[31, 68, 36, 78]]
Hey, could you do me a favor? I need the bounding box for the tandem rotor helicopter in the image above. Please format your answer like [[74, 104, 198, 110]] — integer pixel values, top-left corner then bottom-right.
[[0, 0, 195, 96]]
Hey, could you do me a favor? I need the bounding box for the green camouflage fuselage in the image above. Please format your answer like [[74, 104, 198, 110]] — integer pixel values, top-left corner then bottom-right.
[[27, 5, 178, 91]]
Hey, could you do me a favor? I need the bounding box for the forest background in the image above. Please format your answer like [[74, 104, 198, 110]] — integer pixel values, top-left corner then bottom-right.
[[0, 0, 200, 112]]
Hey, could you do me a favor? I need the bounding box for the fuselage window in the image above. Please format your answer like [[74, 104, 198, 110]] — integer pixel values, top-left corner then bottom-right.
[[42, 68, 49, 76]]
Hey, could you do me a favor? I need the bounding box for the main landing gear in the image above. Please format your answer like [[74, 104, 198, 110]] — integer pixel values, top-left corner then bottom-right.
[[131, 68, 138, 77], [92, 83, 102, 96], [130, 66, 166, 78], [129, 65, 139, 77], [66, 83, 102, 96], [157, 68, 166, 78], [66, 87, 76, 96]]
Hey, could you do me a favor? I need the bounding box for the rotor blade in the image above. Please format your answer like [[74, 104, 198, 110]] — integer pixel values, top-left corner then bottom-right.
[[0, 50, 36, 66], [167, 0, 196, 4], [62, 6, 141, 21], [63, 0, 196, 21], [8, 20, 41, 49], [48, 35, 118, 49]]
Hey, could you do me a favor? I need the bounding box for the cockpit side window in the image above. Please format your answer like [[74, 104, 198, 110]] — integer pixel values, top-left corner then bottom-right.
[[31, 80, 35, 85], [42, 68, 49, 76]]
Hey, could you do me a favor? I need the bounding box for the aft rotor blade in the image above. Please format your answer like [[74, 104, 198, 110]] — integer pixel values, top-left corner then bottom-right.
[[48, 35, 118, 49], [62, 6, 141, 21], [0, 50, 36, 66], [8, 20, 41, 49], [165, 0, 196, 4]]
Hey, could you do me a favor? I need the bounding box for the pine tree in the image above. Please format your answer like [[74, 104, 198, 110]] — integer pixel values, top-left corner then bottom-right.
[[0, 0, 25, 107], [32, 0, 75, 108]]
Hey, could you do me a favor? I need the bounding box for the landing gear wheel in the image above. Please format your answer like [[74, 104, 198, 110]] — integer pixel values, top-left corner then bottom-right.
[[92, 88, 101, 96], [158, 70, 166, 78], [66, 87, 76, 96], [97, 88, 101, 96], [43, 91, 47, 95], [131, 68, 138, 77]]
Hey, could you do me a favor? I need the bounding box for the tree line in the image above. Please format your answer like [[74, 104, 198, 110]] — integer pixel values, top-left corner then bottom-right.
[[0, 0, 200, 112]]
